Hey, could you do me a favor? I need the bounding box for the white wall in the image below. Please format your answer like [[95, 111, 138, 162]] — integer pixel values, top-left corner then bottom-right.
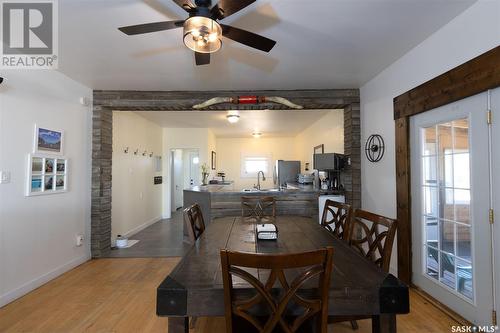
[[295, 111, 344, 172], [111, 112, 163, 241], [360, 0, 500, 274], [0, 71, 92, 307], [216, 137, 297, 189], [162, 128, 212, 218]]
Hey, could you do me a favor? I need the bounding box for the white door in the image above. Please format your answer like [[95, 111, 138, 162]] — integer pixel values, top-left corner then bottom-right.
[[411, 91, 494, 325], [172, 149, 184, 211], [491, 87, 500, 326]]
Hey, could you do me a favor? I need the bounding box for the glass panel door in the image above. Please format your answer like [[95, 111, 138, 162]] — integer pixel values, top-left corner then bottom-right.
[[420, 119, 473, 300], [411, 92, 493, 325]]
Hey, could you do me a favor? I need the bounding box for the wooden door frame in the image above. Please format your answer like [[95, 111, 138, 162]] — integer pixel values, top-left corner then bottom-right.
[[394, 46, 500, 284], [91, 89, 361, 257]]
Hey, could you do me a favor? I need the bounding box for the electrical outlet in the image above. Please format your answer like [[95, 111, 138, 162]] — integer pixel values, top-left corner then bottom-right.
[[76, 235, 84, 247], [0, 171, 11, 184]]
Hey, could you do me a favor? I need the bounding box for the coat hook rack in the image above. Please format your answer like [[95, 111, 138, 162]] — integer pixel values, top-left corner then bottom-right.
[[149, 152, 153, 158], [124, 147, 129, 154], [142, 150, 147, 156], [134, 149, 139, 155]]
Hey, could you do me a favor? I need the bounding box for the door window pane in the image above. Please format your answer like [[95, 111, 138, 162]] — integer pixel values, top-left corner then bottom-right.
[[423, 126, 437, 156], [455, 189, 470, 224], [453, 154, 470, 189], [422, 156, 438, 185], [440, 220, 455, 255], [456, 258, 473, 300], [438, 123, 453, 156], [425, 216, 439, 248], [440, 252, 456, 289], [442, 188, 455, 221], [453, 119, 469, 153], [423, 186, 438, 218], [419, 117, 473, 301], [457, 224, 472, 261], [425, 246, 439, 280]]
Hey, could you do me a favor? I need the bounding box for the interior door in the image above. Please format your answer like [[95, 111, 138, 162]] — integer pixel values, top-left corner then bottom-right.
[[410, 92, 493, 325]]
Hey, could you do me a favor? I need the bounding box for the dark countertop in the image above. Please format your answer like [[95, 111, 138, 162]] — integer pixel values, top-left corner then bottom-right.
[[184, 182, 344, 196]]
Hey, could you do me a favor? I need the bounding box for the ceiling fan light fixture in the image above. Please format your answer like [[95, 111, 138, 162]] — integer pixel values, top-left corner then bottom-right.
[[183, 16, 222, 54]]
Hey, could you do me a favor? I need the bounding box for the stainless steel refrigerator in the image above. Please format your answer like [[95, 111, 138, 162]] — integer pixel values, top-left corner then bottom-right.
[[274, 160, 301, 188]]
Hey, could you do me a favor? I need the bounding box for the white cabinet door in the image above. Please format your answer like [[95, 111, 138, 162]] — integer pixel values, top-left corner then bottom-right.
[[410, 92, 494, 325]]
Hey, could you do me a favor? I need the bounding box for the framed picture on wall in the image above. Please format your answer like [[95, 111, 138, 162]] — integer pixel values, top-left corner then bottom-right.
[[34, 125, 64, 155], [26, 154, 68, 196], [211, 151, 217, 170]]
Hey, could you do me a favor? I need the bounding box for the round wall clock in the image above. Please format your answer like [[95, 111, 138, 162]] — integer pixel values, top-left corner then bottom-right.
[[365, 134, 385, 162]]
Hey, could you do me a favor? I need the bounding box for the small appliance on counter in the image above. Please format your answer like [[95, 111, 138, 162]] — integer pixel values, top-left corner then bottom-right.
[[217, 172, 226, 183], [318, 171, 329, 190], [256, 223, 278, 240], [298, 173, 314, 184]]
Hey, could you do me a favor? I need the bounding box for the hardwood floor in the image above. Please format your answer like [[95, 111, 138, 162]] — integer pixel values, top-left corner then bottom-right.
[[0, 258, 459, 333]]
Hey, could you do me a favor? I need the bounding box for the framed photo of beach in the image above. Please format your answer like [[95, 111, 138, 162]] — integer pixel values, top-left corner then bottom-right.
[[26, 154, 68, 196], [34, 125, 64, 155]]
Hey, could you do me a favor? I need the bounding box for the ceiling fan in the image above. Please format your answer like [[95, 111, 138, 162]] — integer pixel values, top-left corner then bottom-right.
[[118, 0, 277, 66]]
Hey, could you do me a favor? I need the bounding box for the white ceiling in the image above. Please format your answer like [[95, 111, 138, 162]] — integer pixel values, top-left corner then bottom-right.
[[135, 109, 336, 137], [59, 0, 476, 91]]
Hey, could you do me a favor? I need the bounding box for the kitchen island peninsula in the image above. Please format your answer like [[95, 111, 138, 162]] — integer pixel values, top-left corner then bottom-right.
[[183, 184, 344, 229]]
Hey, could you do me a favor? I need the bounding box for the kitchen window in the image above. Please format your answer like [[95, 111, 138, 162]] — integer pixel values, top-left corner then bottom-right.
[[241, 154, 272, 178]]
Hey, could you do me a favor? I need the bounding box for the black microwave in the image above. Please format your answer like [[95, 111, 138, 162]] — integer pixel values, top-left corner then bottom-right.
[[313, 153, 347, 171]]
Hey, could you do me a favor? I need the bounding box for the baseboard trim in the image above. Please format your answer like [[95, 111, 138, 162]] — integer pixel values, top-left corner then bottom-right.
[[411, 285, 472, 326], [121, 216, 162, 239], [0, 254, 90, 308]]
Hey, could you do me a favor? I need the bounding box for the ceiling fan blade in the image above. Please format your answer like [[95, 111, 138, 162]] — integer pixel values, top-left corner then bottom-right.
[[211, 0, 256, 19], [118, 20, 184, 35], [172, 0, 196, 12], [221, 24, 276, 52], [195, 52, 210, 66]]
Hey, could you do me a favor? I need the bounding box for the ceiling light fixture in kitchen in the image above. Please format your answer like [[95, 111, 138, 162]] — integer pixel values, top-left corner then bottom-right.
[[226, 111, 240, 124], [252, 132, 262, 138]]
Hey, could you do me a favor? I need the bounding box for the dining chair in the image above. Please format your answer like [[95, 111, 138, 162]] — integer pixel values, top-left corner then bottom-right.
[[330, 209, 398, 330], [241, 196, 276, 221], [183, 203, 207, 329], [220, 247, 334, 333], [320, 200, 353, 240], [184, 203, 206, 243]]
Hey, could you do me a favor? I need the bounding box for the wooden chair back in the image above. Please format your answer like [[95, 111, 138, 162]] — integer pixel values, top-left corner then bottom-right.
[[241, 196, 276, 221], [348, 209, 397, 272], [184, 203, 206, 243], [220, 247, 334, 333], [320, 200, 353, 240]]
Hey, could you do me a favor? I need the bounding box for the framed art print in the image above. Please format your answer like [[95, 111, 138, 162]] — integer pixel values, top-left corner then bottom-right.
[[26, 154, 68, 196], [34, 125, 64, 155]]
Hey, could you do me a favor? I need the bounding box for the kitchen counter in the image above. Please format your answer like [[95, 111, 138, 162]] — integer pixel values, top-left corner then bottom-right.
[[185, 182, 344, 195], [183, 183, 345, 234]]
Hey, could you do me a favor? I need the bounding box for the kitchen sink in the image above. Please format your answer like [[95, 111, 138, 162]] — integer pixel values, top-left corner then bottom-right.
[[241, 188, 280, 192]]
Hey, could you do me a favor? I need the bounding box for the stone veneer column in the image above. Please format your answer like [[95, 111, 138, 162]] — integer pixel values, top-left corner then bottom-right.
[[91, 105, 113, 257], [343, 103, 361, 210]]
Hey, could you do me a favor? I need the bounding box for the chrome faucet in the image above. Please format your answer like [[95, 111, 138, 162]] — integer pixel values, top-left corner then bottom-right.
[[256, 171, 266, 190]]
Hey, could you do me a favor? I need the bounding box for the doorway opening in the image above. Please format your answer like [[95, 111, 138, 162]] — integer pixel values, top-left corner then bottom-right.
[[170, 148, 200, 212]]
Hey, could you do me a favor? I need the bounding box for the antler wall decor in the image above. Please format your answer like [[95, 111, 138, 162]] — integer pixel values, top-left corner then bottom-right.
[[193, 96, 304, 110]]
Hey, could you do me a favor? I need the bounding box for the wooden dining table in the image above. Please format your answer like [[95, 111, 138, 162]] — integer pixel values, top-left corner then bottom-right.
[[157, 216, 409, 333]]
